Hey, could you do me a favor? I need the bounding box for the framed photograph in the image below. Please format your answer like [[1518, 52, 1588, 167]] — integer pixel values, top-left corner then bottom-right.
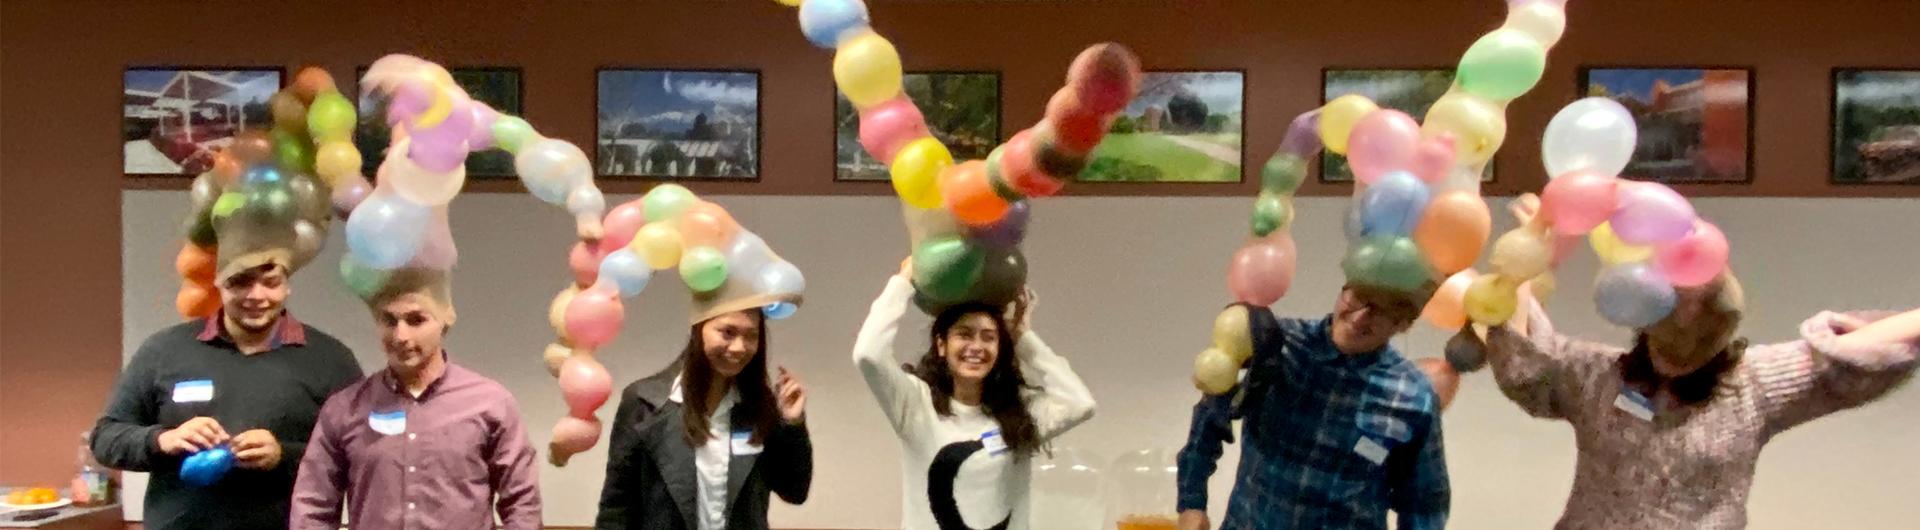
[[1833, 69, 1920, 184], [1321, 68, 1494, 183], [1078, 70, 1244, 183], [596, 69, 760, 179], [123, 67, 282, 175], [1581, 67, 1753, 183], [836, 72, 1001, 181], [355, 67, 523, 178]]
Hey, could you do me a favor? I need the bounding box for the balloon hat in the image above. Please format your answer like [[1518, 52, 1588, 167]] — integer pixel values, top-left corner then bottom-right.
[[1192, 0, 1575, 394], [780, 0, 1143, 311]]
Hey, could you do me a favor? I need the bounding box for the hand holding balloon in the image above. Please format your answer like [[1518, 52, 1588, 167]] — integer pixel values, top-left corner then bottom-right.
[[179, 445, 235, 489]]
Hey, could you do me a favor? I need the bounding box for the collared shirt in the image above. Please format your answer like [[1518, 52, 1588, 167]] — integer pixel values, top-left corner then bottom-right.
[[89, 311, 361, 530], [290, 354, 542, 530], [196, 309, 308, 348], [1177, 311, 1450, 530], [671, 375, 740, 530]]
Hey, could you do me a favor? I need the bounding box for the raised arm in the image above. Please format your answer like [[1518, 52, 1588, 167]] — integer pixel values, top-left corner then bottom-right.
[[1752, 308, 1920, 436], [851, 274, 935, 436], [1481, 293, 1617, 421]]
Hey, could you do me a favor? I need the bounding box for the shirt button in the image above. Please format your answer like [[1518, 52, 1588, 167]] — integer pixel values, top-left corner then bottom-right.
[[407, 433, 417, 441], [407, 502, 416, 510], [407, 466, 416, 473]]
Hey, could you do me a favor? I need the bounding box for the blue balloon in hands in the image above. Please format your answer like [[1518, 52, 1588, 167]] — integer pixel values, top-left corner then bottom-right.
[[179, 444, 235, 489]]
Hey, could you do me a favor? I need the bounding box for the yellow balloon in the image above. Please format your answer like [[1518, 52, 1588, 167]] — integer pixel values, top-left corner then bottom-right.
[[1504, 1, 1567, 48], [890, 137, 952, 209], [1422, 91, 1507, 165], [1528, 270, 1557, 304], [548, 285, 581, 339], [1489, 227, 1552, 280], [632, 223, 684, 270], [1193, 348, 1241, 395], [774, 0, 801, 5], [314, 141, 362, 184], [1212, 306, 1254, 362], [543, 343, 574, 378], [1590, 222, 1653, 264], [1464, 273, 1521, 325], [1319, 94, 1380, 155], [833, 31, 904, 109]]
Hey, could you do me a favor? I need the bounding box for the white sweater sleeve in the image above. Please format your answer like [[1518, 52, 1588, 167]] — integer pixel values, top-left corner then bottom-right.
[[852, 276, 935, 438], [1015, 330, 1097, 441]]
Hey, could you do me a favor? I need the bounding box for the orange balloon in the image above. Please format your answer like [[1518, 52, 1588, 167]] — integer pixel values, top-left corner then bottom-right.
[[1413, 191, 1492, 275], [940, 160, 1010, 226], [291, 67, 336, 104], [229, 131, 274, 164], [176, 281, 220, 319], [677, 201, 741, 248], [1421, 270, 1478, 331], [211, 152, 243, 184], [175, 244, 217, 282]]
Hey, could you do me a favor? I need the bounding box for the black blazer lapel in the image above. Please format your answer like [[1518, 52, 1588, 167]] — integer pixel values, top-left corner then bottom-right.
[[632, 364, 700, 528], [724, 408, 761, 510]]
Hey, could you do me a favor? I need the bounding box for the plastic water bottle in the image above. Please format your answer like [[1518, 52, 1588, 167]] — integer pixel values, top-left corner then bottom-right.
[[71, 432, 114, 506]]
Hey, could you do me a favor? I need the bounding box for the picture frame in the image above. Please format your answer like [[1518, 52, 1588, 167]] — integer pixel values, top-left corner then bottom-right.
[[1580, 67, 1755, 184], [123, 67, 284, 176], [1832, 68, 1920, 185], [596, 69, 762, 180], [1320, 68, 1495, 183], [355, 66, 524, 178], [835, 71, 1002, 181], [1077, 70, 1246, 183]]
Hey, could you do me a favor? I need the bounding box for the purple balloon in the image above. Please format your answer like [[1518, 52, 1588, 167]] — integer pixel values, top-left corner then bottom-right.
[[386, 80, 433, 127], [968, 200, 1030, 248], [1594, 262, 1676, 328], [1358, 171, 1430, 237], [1280, 110, 1324, 159], [1610, 182, 1696, 246], [407, 137, 470, 173], [467, 102, 500, 151], [410, 96, 475, 153], [331, 174, 373, 217]]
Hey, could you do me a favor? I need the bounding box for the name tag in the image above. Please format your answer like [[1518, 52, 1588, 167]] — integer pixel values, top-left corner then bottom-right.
[[368, 410, 407, 436], [1614, 389, 1655, 422], [730, 431, 763, 456], [172, 380, 214, 403], [1353, 437, 1390, 466], [980, 429, 1008, 456]]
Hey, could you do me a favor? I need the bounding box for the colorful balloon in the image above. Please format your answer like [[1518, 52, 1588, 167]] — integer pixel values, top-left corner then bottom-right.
[[383, 139, 467, 206], [492, 116, 536, 153], [1423, 270, 1478, 330], [1464, 273, 1521, 325], [1342, 236, 1432, 294], [1226, 232, 1298, 307], [597, 248, 652, 297], [176, 281, 220, 319], [1346, 110, 1421, 184], [1410, 134, 1458, 185], [678, 201, 741, 248], [941, 161, 1011, 226], [857, 97, 931, 163], [1489, 227, 1553, 280], [968, 200, 1031, 249], [1422, 92, 1507, 165], [346, 192, 430, 269], [1655, 221, 1730, 287], [1540, 170, 1619, 235], [641, 184, 698, 223], [997, 130, 1063, 198], [725, 231, 775, 278], [1065, 43, 1143, 116], [1260, 153, 1308, 195], [548, 286, 581, 340], [890, 137, 953, 209], [1542, 97, 1637, 178], [632, 223, 684, 270], [339, 254, 393, 300], [1504, 0, 1567, 47], [833, 31, 903, 109], [968, 248, 1027, 307], [1589, 221, 1654, 265], [564, 285, 625, 349], [558, 356, 614, 417], [1193, 348, 1240, 395], [1212, 305, 1254, 362], [798, 0, 870, 48], [1319, 95, 1380, 155], [567, 241, 603, 287], [600, 199, 649, 253], [1594, 263, 1677, 328], [515, 138, 592, 205], [1251, 192, 1293, 237], [1358, 172, 1430, 237], [1412, 191, 1491, 276], [306, 91, 357, 142], [679, 247, 730, 292], [1610, 182, 1696, 245], [764, 301, 800, 320], [911, 236, 985, 303], [753, 260, 807, 298], [549, 415, 603, 464], [1456, 29, 1547, 101]]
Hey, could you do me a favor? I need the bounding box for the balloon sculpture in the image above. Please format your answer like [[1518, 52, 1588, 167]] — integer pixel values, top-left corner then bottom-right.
[[1193, 0, 1574, 394], [1464, 97, 1729, 331], [782, 0, 1143, 311]]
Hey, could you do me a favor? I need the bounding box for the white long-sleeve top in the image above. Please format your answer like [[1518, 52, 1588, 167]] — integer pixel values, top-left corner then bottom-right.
[[852, 277, 1096, 530]]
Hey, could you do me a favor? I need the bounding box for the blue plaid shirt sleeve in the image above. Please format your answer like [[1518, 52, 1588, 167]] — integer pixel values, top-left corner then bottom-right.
[[1388, 405, 1451, 530], [1176, 390, 1235, 512]]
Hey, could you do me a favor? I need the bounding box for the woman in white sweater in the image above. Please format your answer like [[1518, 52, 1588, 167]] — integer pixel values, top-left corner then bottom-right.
[[852, 260, 1096, 530]]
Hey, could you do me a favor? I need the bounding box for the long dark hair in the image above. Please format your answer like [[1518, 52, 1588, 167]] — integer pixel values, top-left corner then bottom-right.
[[1619, 334, 1748, 405], [909, 302, 1044, 456], [679, 310, 780, 447]]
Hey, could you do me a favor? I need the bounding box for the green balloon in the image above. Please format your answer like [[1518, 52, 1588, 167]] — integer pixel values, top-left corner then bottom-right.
[[912, 237, 985, 303], [1345, 236, 1433, 293], [243, 183, 297, 223], [492, 116, 536, 153], [642, 184, 697, 223], [339, 255, 392, 300], [211, 191, 247, 219], [185, 212, 218, 247], [1260, 154, 1307, 195], [272, 128, 315, 173], [1251, 191, 1290, 237], [679, 246, 729, 292], [305, 91, 357, 141], [1456, 29, 1547, 101]]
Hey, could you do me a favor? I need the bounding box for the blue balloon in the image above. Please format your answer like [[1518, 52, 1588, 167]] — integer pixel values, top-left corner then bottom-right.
[[763, 301, 798, 320], [345, 193, 430, 269], [241, 165, 284, 186], [1359, 171, 1430, 237], [598, 248, 652, 297], [1594, 263, 1676, 328], [179, 445, 234, 489], [799, 0, 870, 48]]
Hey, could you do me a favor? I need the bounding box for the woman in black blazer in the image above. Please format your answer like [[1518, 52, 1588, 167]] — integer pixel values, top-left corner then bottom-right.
[[595, 306, 813, 530]]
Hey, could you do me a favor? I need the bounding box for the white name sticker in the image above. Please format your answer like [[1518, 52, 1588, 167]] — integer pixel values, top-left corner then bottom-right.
[[368, 410, 407, 436], [171, 380, 214, 403], [1353, 437, 1390, 466], [730, 431, 763, 456], [1614, 389, 1655, 422], [981, 429, 1008, 456]]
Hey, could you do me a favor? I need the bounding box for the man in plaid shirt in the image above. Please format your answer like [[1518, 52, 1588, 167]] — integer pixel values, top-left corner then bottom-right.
[[1177, 285, 1450, 530]]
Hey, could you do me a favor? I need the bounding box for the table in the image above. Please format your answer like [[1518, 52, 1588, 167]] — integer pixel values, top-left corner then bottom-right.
[[0, 504, 122, 529]]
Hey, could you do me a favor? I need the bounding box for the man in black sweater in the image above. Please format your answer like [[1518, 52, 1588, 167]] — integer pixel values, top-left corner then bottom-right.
[[92, 259, 362, 529]]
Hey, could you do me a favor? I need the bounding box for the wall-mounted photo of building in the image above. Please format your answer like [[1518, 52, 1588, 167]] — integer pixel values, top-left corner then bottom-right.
[[123, 68, 281, 175], [597, 69, 760, 179], [1583, 68, 1753, 183]]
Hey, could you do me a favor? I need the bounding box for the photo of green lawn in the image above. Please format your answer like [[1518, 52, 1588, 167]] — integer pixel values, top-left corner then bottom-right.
[[1079, 71, 1243, 182]]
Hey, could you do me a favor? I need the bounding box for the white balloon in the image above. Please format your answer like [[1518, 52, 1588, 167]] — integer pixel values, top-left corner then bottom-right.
[[565, 185, 606, 218], [1542, 97, 1638, 178], [515, 138, 592, 205], [1504, 1, 1566, 47]]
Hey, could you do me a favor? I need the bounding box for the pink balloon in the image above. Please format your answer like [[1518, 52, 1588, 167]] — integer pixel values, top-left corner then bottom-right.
[[331, 174, 373, 217], [1346, 110, 1421, 184], [598, 199, 648, 254], [1410, 134, 1457, 184], [386, 80, 433, 126], [1226, 232, 1298, 306], [568, 242, 604, 288], [407, 211, 458, 270], [467, 101, 500, 151], [564, 285, 625, 349], [558, 356, 614, 417], [550, 415, 602, 456], [1541, 170, 1620, 235], [407, 137, 470, 173], [1610, 182, 1697, 245], [857, 97, 931, 164], [1655, 221, 1729, 287], [1550, 232, 1581, 266]]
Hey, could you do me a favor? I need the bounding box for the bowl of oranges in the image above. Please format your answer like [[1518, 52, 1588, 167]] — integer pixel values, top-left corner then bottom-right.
[[2, 487, 68, 511]]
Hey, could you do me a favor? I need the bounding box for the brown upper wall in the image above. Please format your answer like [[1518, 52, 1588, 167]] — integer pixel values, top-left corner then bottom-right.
[[3, 0, 1916, 486]]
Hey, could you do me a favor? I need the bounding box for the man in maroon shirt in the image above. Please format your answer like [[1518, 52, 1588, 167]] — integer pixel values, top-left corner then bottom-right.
[[289, 270, 542, 529]]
